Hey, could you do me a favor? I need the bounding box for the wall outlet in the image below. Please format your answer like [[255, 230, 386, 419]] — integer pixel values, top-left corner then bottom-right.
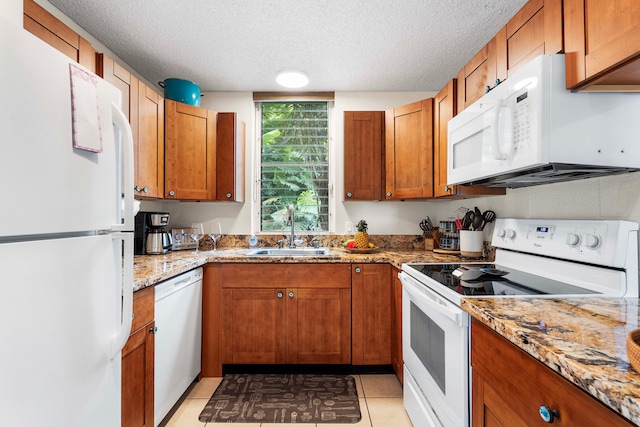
[[345, 221, 353, 233]]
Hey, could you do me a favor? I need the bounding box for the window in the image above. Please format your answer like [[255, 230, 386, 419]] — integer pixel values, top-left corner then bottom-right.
[[257, 101, 331, 232]]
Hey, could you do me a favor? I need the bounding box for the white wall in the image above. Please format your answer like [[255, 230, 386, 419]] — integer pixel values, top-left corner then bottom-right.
[[0, 0, 21, 25], [428, 172, 640, 224]]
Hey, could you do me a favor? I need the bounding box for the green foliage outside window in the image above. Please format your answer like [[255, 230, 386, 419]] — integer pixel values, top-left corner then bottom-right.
[[259, 102, 330, 232]]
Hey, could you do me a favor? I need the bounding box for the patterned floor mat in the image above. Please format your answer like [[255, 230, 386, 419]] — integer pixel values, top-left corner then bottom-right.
[[198, 373, 361, 423]]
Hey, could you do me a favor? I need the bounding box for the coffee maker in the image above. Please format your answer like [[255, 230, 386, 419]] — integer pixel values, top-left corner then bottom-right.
[[134, 211, 172, 255]]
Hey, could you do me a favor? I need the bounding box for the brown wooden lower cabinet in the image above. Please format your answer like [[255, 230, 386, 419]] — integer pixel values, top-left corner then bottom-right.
[[391, 267, 403, 383], [471, 319, 633, 426], [352, 264, 391, 365], [219, 264, 351, 366], [201, 262, 403, 381], [122, 287, 155, 427]]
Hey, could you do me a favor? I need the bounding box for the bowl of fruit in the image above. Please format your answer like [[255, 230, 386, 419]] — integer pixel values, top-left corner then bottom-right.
[[342, 220, 377, 253]]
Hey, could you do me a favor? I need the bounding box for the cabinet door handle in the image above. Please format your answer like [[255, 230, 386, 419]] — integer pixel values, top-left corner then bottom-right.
[[288, 291, 294, 298], [277, 292, 283, 298], [346, 192, 352, 198], [142, 187, 148, 193], [226, 193, 232, 199], [168, 190, 175, 196], [444, 185, 450, 192], [539, 405, 558, 423], [134, 185, 141, 192], [150, 326, 158, 334], [386, 191, 392, 197], [355, 267, 361, 273]]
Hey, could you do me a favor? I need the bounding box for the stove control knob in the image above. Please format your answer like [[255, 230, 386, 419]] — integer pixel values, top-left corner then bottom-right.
[[585, 234, 601, 249], [566, 233, 581, 247], [505, 229, 516, 239], [497, 229, 506, 238]]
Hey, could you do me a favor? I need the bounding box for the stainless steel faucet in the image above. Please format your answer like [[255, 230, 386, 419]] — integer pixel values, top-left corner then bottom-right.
[[287, 204, 295, 248]]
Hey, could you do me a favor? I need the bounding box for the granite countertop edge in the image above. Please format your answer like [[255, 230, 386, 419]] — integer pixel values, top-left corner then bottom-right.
[[133, 247, 459, 291], [462, 297, 640, 426]]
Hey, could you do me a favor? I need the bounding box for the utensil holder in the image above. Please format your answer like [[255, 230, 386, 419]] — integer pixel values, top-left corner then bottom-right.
[[431, 229, 441, 249], [424, 236, 434, 251], [460, 230, 483, 257]]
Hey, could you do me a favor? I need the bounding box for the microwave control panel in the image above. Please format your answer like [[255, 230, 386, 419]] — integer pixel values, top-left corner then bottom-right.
[[512, 91, 531, 148]]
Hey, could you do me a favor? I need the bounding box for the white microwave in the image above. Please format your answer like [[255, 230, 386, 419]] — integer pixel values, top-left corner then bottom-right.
[[447, 54, 640, 188]]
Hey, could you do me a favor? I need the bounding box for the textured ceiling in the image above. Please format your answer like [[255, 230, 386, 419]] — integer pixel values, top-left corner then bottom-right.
[[47, 0, 528, 92]]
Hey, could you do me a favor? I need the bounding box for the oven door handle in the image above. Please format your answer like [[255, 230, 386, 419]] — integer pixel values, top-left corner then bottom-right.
[[400, 272, 466, 327]]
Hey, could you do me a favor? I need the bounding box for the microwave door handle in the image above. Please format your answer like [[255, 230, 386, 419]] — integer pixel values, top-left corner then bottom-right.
[[490, 100, 514, 160]]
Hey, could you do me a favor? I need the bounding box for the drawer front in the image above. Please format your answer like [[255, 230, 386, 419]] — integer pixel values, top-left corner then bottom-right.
[[131, 287, 154, 332], [221, 263, 351, 288], [471, 319, 632, 426]]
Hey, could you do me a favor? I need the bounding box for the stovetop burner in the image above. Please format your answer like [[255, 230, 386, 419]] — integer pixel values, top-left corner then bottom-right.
[[408, 263, 599, 297]]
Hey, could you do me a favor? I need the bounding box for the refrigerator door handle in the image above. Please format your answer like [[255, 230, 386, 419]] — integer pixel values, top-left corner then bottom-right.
[[111, 102, 134, 232], [110, 232, 133, 360]]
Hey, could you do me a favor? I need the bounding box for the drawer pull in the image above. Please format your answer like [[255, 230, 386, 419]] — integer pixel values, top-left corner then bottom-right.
[[539, 405, 559, 423], [150, 326, 158, 334]]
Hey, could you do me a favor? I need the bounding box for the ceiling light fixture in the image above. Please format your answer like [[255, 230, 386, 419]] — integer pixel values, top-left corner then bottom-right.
[[276, 70, 309, 88]]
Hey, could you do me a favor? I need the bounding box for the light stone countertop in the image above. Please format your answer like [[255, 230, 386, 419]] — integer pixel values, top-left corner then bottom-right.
[[462, 297, 640, 426], [133, 247, 461, 291]]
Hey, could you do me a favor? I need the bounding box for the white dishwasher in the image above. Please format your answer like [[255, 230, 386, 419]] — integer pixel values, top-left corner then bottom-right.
[[154, 267, 203, 426]]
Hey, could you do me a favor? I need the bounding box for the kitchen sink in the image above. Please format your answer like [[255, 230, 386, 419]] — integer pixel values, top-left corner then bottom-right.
[[246, 247, 332, 256]]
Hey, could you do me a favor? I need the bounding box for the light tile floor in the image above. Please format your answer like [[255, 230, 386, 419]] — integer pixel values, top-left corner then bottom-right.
[[164, 374, 413, 427]]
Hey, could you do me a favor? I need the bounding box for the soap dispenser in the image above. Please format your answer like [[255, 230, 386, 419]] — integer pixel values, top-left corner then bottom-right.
[[248, 234, 258, 249]]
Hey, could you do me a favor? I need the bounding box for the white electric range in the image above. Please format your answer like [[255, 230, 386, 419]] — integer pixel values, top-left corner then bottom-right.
[[400, 218, 639, 427]]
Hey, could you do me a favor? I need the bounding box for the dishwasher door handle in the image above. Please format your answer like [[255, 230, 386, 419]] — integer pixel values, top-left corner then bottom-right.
[[155, 270, 202, 301]]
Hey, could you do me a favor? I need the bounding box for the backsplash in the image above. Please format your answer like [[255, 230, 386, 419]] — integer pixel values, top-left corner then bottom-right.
[[197, 234, 426, 251], [196, 234, 495, 259]]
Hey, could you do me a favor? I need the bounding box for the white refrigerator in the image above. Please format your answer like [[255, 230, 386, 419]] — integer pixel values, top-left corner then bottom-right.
[[0, 16, 134, 427]]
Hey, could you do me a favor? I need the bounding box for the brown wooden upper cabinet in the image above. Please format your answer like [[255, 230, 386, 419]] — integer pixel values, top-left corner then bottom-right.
[[433, 81, 457, 198], [504, 0, 563, 77], [97, 55, 137, 121], [457, 31, 506, 111], [458, 0, 563, 110], [434, 80, 505, 199], [164, 100, 217, 201], [385, 99, 434, 200], [343, 111, 385, 200], [564, 0, 640, 91], [215, 112, 245, 202], [136, 83, 164, 199], [23, 0, 96, 72], [98, 55, 164, 199]]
